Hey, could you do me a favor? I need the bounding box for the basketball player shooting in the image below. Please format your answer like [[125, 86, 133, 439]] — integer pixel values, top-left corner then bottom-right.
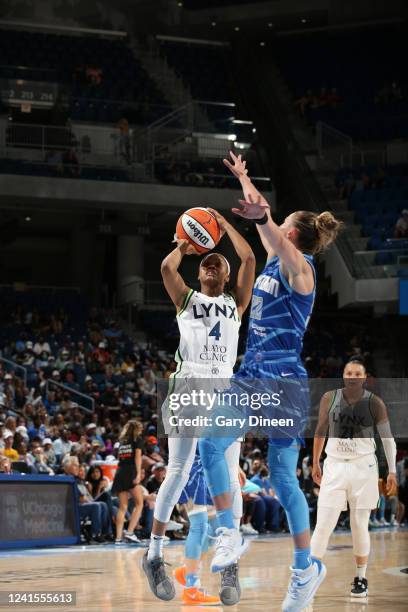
[[142, 208, 255, 603]]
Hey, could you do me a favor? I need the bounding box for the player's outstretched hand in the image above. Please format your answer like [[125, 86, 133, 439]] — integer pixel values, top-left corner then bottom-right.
[[173, 236, 200, 255], [207, 208, 227, 237], [232, 193, 270, 220], [223, 150, 248, 180], [312, 464, 322, 486]]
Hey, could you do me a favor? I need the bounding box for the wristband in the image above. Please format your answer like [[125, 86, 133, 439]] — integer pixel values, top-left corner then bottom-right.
[[254, 213, 268, 225]]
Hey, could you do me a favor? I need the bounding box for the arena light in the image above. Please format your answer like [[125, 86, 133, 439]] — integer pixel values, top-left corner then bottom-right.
[[25, 216, 31, 222], [211, 21, 217, 27], [228, 134, 237, 141], [301, 18, 307, 23], [252, 127, 257, 133], [234, 26, 240, 31], [260, 42, 266, 47], [268, 23, 273, 28]]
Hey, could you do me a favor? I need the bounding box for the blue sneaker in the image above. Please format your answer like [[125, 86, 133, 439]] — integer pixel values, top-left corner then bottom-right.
[[282, 557, 326, 611]]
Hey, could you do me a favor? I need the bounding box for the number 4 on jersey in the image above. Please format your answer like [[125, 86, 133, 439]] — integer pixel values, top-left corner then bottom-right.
[[209, 321, 221, 341]]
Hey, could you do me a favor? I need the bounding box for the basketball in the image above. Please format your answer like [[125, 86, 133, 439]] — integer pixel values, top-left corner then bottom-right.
[[176, 207, 221, 254]]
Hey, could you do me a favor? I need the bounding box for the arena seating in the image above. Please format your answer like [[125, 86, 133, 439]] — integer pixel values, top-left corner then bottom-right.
[[159, 39, 232, 103], [274, 26, 408, 140], [0, 28, 168, 124]]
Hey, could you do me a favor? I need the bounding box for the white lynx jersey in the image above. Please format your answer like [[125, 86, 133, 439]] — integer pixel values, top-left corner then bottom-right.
[[175, 289, 240, 376]]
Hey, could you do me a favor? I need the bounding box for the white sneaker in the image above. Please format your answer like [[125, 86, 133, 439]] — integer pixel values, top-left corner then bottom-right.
[[124, 531, 141, 543], [371, 519, 381, 527], [379, 518, 390, 526], [390, 518, 399, 527], [282, 558, 327, 612], [240, 523, 259, 536], [166, 520, 184, 532], [210, 527, 249, 573]]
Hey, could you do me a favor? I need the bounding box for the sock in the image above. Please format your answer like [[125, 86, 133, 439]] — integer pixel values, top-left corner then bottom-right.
[[185, 572, 200, 588], [293, 546, 312, 570], [147, 534, 164, 561], [356, 564, 367, 579], [216, 508, 234, 530]]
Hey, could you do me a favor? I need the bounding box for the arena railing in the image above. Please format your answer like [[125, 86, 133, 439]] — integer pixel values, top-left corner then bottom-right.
[[46, 379, 95, 414], [0, 358, 27, 386], [316, 121, 386, 169]]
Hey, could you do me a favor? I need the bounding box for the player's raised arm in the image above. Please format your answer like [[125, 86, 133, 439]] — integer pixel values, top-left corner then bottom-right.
[[223, 151, 274, 259], [160, 240, 198, 310], [312, 391, 332, 485], [224, 151, 307, 275], [207, 209, 256, 317]]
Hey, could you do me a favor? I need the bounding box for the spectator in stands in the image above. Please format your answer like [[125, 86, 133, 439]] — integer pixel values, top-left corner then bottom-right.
[[145, 462, 166, 494], [117, 118, 131, 164], [42, 437, 56, 466], [3, 432, 18, 461], [64, 456, 112, 543], [0, 455, 11, 474], [53, 428, 72, 462], [30, 445, 54, 475], [85, 465, 115, 525], [394, 209, 408, 239], [142, 436, 164, 473], [249, 463, 281, 533], [33, 336, 51, 355]]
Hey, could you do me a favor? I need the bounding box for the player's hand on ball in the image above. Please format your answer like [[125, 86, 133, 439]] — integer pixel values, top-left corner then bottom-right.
[[207, 208, 227, 237], [386, 472, 397, 495], [312, 464, 322, 485], [232, 193, 270, 219], [173, 237, 200, 255], [223, 150, 249, 180]]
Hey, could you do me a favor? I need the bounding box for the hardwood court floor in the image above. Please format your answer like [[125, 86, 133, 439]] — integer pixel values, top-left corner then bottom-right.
[[0, 529, 407, 612]]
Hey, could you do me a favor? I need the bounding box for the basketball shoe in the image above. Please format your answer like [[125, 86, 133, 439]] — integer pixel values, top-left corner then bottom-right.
[[350, 577, 368, 598], [182, 587, 221, 606], [282, 557, 327, 611], [211, 527, 249, 573], [142, 551, 175, 601], [220, 562, 241, 605]]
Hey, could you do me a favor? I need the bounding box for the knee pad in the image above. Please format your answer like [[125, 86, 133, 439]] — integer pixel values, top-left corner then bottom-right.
[[350, 509, 371, 557]]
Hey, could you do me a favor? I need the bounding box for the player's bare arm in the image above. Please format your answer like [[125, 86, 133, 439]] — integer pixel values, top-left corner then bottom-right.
[[224, 150, 274, 259], [312, 391, 332, 485], [224, 151, 314, 295], [207, 208, 256, 317], [160, 240, 198, 310]]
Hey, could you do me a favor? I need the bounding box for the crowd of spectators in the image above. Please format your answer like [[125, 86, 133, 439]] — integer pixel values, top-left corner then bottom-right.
[[0, 304, 406, 545]]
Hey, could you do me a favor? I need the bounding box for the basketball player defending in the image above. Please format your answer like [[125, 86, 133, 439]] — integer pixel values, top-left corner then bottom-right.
[[142, 209, 255, 602], [198, 152, 342, 611], [311, 357, 397, 598]]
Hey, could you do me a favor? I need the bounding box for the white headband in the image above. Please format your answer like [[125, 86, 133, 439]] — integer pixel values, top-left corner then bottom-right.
[[200, 252, 230, 275]]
